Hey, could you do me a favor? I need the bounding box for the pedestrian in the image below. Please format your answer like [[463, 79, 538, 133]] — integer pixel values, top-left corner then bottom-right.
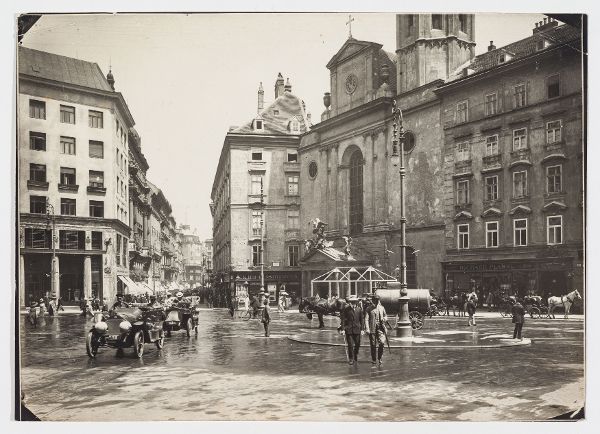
[[486, 291, 494, 311], [340, 295, 365, 365], [467, 289, 478, 326], [56, 296, 64, 312], [365, 295, 388, 366], [512, 298, 525, 340], [460, 292, 467, 317], [278, 293, 285, 312], [261, 298, 271, 337]]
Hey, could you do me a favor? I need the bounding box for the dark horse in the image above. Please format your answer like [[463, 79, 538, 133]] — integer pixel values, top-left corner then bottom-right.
[[298, 297, 347, 328]]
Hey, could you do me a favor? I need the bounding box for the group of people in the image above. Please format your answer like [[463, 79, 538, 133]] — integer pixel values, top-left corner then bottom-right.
[[339, 293, 389, 366], [28, 295, 64, 317]]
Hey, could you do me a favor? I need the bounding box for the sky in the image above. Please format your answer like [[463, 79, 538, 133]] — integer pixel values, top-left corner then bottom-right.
[[21, 12, 546, 240]]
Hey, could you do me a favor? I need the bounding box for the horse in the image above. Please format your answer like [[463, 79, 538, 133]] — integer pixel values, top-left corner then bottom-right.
[[299, 296, 346, 328], [443, 294, 466, 317], [547, 289, 582, 319]]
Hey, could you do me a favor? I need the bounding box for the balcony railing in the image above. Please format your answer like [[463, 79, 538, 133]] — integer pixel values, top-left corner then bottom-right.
[[285, 228, 301, 241], [454, 159, 472, 175], [510, 148, 531, 166], [87, 185, 107, 195], [27, 180, 49, 190], [58, 183, 79, 193]]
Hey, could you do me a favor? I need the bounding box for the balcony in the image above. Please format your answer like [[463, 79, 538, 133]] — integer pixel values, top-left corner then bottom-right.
[[58, 183, 79, 193], [509, 148, 532, 168], [27, 180, 49, 190], [247, 160, 266, 172], [482, 154, 502, 172], [283, 161, 300, 172], [87, 185, 107, 195]]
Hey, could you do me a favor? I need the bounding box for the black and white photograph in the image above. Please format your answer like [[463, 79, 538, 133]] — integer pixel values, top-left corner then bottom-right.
[[4, 1, 594, 428]]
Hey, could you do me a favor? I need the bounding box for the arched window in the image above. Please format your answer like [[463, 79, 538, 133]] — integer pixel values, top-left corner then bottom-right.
[[349, 150, 363, 235]]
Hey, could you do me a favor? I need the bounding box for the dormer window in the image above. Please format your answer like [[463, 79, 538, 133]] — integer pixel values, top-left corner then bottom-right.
[[537, 39, 549, 51], [499, 54, 506, 63], [289, 119, 300, 133], [253, 118, 264, 131], [498, 51, 513, 64]]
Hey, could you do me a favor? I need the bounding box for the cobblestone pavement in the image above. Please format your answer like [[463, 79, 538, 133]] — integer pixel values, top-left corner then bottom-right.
[[19, 308, 584, 421]]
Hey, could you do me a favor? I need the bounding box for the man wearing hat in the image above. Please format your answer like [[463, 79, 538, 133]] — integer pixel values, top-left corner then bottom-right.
[[340, 295, 365, 365], [111, 293, 129, 310], [365, 295, 388, 366]]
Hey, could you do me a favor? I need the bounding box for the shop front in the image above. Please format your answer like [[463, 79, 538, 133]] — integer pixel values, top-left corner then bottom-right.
[[442, 256, 579, 305], [230, 270, 301, 305]]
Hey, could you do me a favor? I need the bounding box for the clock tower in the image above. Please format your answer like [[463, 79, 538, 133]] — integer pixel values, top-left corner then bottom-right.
[[396, 14, 475, 93], [323, 38, 397, 119]]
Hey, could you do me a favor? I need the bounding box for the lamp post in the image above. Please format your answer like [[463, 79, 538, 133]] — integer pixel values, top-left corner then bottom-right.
[[46, 199, 58, 298], [390, 100, 412, 338], [260, 177, 265, 296]]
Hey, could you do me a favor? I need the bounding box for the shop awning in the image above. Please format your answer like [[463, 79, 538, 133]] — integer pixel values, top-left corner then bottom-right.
[[118, 275, 146, 295]]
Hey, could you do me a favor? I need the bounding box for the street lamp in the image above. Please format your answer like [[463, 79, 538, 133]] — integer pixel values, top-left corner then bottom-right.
[[46, 199, 58, 298], [390, 100, 412, 338], [260, 177, 265, 296]]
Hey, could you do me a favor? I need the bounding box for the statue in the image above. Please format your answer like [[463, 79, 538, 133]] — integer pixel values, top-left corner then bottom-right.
[[306, 218, 333, 251], [342, 235, 353, 257]]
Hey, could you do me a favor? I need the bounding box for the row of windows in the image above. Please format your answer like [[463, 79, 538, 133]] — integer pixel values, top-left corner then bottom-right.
[[249, 174, 300, 196], [250, 151, 298, 162], [251, 244, 300, 267], [457, 215, 563, 249], [455, 75, 561, 124], [455, 120, 563, 161], [29, 131, 104, 158], [29, 99, 104, 128], [29, 164, 106, 188], [456, 164, 563, 204], [249, 209, 300, 237], [24, 228, 103, 250], [29, 195, 104, 217], [115, 234, 128, 267]]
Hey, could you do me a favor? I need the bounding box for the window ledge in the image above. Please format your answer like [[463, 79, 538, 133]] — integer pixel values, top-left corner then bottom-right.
[[58, 184, 79, 192], [27, 180, 49, 190], [87, 186, 107, 195]]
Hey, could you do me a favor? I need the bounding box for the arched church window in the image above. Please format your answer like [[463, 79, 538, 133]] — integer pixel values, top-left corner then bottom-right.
[[349, 150, 363, 235]]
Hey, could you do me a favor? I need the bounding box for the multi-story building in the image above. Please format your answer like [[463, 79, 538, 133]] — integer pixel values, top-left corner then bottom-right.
[[437, 19, 583, 300], [180, 225, 204, 287], [127, 127, 153, 288], [210, 74, 309, 303], [204, 238, 213, 277], [18, 46, 134, 305]]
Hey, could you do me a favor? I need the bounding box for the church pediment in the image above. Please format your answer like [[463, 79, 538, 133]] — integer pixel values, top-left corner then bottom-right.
[[326, 38, 383, 70]]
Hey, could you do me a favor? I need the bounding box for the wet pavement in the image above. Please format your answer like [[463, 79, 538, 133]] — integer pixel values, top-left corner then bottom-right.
[[19, 308, 584, 421]]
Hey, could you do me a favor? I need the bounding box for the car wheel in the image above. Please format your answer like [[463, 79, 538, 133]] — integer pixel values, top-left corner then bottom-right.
[[186, 318, 193, 337], [86, 331, 98, 358], [133, 331, 144, 358], [155, 331, 164, 349]]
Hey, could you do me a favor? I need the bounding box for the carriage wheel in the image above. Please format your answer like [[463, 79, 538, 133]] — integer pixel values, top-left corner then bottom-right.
[[500, 303, 511, 318], [409, 311, 424, 330], [539, 306, 550, 318], [529, 307, 541, 319]]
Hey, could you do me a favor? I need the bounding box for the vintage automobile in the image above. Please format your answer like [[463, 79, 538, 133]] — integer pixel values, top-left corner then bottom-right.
[[163, 301, 200, 337], [85, 307, 166, 358]]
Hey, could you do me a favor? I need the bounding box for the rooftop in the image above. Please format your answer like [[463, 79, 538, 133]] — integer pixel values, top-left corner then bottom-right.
[[446, 23, 581, 83], [19, 46, 113, 92]]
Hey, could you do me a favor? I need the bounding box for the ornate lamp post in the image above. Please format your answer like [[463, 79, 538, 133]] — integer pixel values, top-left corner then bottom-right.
[[390, 100, 412, 338]]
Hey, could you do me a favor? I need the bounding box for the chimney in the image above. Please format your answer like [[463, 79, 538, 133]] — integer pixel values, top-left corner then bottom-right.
[[488, 41, 496, 51], [307, 112, 312, 125], [257, 82, 264, 114], [284, 77, 292, 93], [533, 17, 558, 34], [274, 72, 285, 98]]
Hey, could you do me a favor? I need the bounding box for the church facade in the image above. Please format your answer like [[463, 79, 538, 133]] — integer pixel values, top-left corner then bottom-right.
[[298, 14, 477, 296]]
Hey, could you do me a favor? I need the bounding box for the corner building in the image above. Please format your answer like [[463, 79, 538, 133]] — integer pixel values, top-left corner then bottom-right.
[[211, 75, 309, 304], [18, 47, 133, 305]]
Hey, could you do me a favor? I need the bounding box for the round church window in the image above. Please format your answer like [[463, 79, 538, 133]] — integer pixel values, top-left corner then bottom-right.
[[308, 161, 318, 179]]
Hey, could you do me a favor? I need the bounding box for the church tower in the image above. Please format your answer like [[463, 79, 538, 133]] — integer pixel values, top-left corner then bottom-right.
[[396, 14, 475, 93]]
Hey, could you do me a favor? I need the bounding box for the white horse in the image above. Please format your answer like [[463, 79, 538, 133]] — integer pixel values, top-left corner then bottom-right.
[[547, 289, 582, 319]]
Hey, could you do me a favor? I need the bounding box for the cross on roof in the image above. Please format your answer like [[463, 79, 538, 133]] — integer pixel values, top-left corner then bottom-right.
[[346, 14, 354, 39]]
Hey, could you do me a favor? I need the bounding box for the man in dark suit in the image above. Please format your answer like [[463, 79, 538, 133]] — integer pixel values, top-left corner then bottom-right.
[[512, 298, 526, 340], [340, 295, 365, 365]]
